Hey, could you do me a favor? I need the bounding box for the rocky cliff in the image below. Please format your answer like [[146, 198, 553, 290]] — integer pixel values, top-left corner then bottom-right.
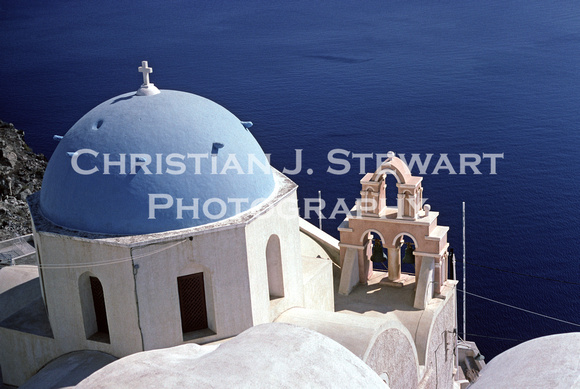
[[0, 120, 47, 240]]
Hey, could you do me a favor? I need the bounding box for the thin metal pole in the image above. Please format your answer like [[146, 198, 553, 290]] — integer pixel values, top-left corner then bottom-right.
[[452, 248, 456, 281], [463, 201, 466, 341], [450, 244, 460, 371], [318, 190, 323, 230]]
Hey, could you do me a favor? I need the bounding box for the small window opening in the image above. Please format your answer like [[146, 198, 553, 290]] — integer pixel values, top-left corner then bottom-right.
[[266, 235, 284, 300], [178, 273, 209, 335], [88, 276, 109, 343]]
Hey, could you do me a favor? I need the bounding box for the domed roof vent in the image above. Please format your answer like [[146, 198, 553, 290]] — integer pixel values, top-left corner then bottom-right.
[[40, 62, 275, 235]]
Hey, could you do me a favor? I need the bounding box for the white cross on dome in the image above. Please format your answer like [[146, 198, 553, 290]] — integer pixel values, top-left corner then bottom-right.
[[138, 61, 153, 86], [136, 60, 160, 96]]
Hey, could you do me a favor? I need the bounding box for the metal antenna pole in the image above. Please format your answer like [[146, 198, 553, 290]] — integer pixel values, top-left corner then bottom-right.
[[463, 201, 466, 341], [318, 190, 323, 230]]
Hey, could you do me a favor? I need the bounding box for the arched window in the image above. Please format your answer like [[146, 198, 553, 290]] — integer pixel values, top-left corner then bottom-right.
[[79, 273, 110, 343], [403, 191, 412, 217], [266, 235, 284, 299]]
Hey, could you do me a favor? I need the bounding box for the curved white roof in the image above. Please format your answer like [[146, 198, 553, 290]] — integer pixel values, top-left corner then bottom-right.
[[76, 323, 388, 388], [471, 332, 580, 389]]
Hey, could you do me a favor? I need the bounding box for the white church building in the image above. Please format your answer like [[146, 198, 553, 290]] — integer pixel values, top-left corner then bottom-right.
[[0, 62, 493, 388]]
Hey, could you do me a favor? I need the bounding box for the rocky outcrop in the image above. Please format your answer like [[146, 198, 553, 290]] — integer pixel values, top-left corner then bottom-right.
[[0, 121, 47, 240]]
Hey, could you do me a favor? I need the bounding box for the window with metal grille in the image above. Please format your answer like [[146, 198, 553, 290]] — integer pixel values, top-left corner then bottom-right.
[[89, 276, 109, 336], [177, 273, 208, 334]]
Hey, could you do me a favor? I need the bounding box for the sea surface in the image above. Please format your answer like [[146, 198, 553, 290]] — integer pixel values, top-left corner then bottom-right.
[[1, 0, 579, 359]]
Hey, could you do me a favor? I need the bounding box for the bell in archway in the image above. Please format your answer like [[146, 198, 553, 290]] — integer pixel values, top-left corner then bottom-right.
[[402, 242, 415, 264], [371, 239, 387, 263]]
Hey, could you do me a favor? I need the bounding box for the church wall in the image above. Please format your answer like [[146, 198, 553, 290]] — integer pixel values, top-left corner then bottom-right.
[[302, 257, 334, 312], [132, 240, 191, 350], [244, 191, 305, 324], [133, 225, 254, 348], [34, 233, 143, 357], [0, 327, 60, 386], [364, 325, 420, 389], [416, 283, 457, 389], [298, 218, 341, 264], [0, 266, 41, 323]]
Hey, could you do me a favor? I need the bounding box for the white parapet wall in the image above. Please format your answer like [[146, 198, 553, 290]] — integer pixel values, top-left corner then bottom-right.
[[298, 218, 340, 264]]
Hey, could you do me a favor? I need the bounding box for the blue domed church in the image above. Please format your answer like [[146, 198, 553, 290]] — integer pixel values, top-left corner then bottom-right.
[[1, 62, 337, 385], [0, 63, 467, 389]]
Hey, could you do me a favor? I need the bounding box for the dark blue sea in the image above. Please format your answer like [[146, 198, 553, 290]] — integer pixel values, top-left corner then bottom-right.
[[1, 0, 579, 359]]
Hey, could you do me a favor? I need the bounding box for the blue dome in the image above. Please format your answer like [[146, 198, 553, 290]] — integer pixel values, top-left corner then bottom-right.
[[40, 90, 275, 235]]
